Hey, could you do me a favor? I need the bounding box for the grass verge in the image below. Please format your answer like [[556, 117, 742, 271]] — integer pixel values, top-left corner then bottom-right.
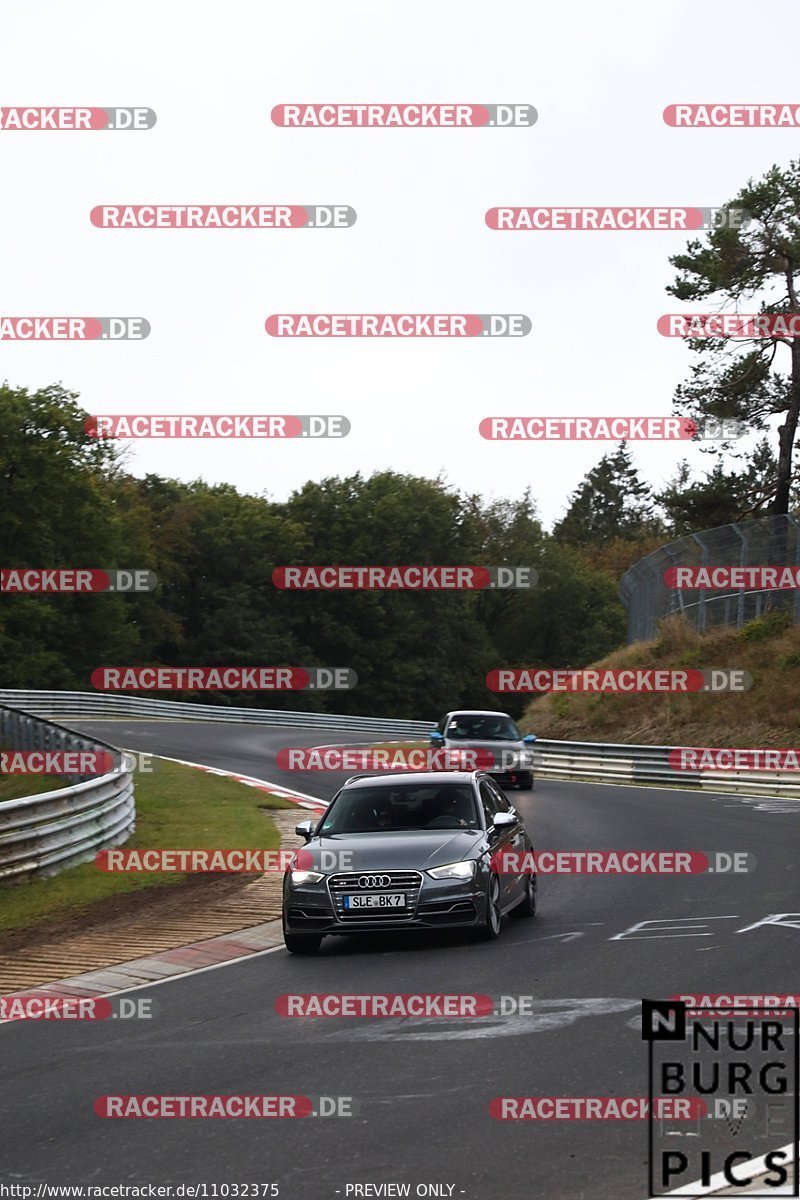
[[0, 773, 68, 803], [0, 756, 289, 935]]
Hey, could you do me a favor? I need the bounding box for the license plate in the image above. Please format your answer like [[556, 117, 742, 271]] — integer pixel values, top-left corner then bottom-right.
[[342, 893, 406, 909]]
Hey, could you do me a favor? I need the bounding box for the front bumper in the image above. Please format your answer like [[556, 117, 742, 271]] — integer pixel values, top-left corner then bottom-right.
[[437, 744, 534, 784], [283, 872, 485, 935], [487, 766, 533, 787]]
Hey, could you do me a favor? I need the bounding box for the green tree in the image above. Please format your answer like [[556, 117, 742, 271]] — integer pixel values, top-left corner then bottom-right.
[[279, 472, 492, 717], [553, 443, 658, 547], [667, 159, 800, 514], [0, 383, 137, 688], [452, 491, 627, 716], [109, 476, 310, 709], [657, 441, 778, 535], [464, 490, 543, 646], [525, 540, 628, 668]]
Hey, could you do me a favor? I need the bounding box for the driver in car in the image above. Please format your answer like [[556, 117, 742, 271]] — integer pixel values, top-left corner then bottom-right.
[[425, 788, 472, 828], [373, 798, 394, 829]]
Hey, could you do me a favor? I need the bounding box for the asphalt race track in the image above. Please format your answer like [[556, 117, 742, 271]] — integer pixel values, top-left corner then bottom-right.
[[3, 720, 799, 1198]]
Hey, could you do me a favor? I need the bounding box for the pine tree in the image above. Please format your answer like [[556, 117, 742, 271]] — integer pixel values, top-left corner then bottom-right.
[[553, 443, 656, 547], [667, 158, 800, 514]]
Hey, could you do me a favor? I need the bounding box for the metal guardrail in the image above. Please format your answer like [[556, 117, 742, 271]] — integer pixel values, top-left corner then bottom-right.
[[0, 690, 435, 739], [0, 704, 135, 883], [533, 739, 800, 798]]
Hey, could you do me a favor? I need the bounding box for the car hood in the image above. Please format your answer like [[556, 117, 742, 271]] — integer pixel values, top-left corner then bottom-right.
[[442, 737, 524, 750], [304, 830, 486, 872]]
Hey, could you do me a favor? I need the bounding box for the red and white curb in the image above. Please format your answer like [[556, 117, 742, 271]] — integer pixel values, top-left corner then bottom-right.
[[155, 753, 328, 810]]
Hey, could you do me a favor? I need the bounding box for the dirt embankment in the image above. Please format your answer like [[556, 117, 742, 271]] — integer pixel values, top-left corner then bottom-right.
[[518, 613, 800, 748]]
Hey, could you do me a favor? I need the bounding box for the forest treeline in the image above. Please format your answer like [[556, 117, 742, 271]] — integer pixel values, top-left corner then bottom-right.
[[0, 385, 668, 719]]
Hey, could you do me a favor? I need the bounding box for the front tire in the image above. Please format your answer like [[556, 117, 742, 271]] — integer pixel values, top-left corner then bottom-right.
[[283, 928, 323, 955], [475, 872, 503, 941]]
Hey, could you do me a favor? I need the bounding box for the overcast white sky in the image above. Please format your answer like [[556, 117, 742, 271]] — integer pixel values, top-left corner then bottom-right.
[[2, 0, 798, 529]]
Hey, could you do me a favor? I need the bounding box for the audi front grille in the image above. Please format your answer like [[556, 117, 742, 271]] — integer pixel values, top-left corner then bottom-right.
[[327, 871, 423, 921]]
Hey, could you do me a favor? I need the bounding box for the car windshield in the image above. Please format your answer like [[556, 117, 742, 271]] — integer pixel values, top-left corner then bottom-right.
[[445, 715, 521, 741], [319, 783, 482, 834]]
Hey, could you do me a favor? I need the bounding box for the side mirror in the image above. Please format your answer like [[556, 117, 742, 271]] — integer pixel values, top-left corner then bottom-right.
[[294, 819, 315, 841], [523, 734, 537, 745], [430, 731, 445, 744], [492, 811, 517, 829]]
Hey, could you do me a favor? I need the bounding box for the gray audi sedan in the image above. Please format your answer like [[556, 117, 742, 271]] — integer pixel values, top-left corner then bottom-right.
[[282, 770, 537, 954]]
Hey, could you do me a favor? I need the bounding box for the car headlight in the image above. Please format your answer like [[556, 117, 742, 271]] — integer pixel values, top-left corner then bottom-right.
[[290, 869, 325, 884], [427, 860, 476, 880]]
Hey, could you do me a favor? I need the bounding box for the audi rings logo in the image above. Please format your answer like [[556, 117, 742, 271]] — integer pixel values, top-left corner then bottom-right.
[[358, 874, 391, 889]]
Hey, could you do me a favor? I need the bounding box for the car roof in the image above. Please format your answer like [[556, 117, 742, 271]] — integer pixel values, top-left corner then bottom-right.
[[444, 710, 513, 719], [342, 770, 482, 789]]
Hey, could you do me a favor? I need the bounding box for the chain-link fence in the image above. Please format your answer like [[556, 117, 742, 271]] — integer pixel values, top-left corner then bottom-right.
[[619, 514, 800, 643]]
